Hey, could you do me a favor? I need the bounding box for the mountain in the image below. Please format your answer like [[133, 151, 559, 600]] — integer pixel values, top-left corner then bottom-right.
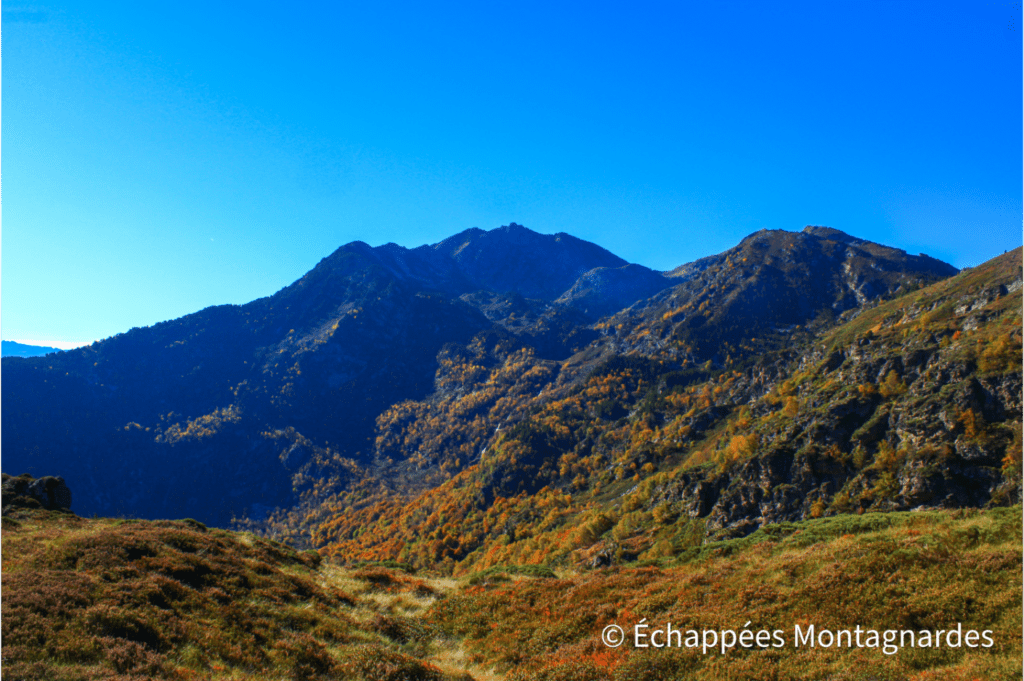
[[609, 225, 959, 364], [0, 224, 681, 526], [3, 224, 1018, 681], [1, 340, 62, 358], [3, 224, 1008, 551]]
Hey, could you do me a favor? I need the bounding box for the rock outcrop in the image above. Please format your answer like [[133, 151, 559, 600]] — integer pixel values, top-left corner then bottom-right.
[[1, 473, 73, 514]]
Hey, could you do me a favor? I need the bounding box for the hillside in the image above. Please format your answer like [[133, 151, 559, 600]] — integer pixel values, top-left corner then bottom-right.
[[436, 505, 1022, 680], [300, 247, 1020, 574], [1, 505, 477, 681], [3, 503, 1020, 680]]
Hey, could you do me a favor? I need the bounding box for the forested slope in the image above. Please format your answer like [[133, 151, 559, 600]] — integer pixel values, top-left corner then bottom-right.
[[303, 248, 1021, 573]]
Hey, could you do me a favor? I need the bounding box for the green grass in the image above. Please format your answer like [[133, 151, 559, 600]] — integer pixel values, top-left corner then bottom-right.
[[464, 564, 558, 585]]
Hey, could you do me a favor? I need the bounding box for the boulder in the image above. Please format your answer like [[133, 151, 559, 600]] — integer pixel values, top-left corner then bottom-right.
[[1, 473, 72, 514]]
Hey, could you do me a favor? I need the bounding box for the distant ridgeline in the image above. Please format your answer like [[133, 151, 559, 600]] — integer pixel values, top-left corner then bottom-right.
[[3, 224, 1020, 573], [1, 340, 62, 358]]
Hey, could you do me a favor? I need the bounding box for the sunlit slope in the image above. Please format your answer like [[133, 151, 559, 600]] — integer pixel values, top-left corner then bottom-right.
[[431, 506, 1022, 681], [0, 507, 476, 681], [307, 248, 1020, 573], [4, 502, 1018, 680]]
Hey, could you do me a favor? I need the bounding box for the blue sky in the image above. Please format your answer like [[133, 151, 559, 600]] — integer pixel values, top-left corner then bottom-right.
[[3, 1, 1021, 346]]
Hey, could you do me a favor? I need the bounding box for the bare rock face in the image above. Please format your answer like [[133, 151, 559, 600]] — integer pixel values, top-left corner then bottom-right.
[[1, 473, 72, 514]]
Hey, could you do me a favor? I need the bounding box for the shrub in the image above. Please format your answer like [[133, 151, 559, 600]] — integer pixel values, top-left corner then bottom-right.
[[857, 382, 878, 397], [271, 633, 338, 680], [336, 645, 446, 681], [958, 408, 984, 439], [877, 370, 907, 398], [783, 396, 800, 417]]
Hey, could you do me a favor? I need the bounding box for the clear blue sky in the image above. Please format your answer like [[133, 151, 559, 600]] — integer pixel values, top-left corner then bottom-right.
[[3, 1, 1021, 346]]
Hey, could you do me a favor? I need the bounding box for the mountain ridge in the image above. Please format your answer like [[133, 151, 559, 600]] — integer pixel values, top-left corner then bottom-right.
[[1, 340, 63, 358], [3, 223, 1007, 548]]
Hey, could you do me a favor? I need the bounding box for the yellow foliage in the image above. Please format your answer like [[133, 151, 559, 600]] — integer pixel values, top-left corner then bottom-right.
[[1001, 424, 1022, 476], [874, 440, 905, 472], [782, 396, 800, 418], [857, 383, 878, 397], [878, 370, 906, 398], [724, 433, 757, 465], [958, 408, 984, 439], [978, 330, 1022, 374]]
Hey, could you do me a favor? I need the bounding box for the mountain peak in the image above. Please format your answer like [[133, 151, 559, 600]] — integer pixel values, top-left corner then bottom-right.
[[428, 223, 629, 300], [801, 225, 863, 244]]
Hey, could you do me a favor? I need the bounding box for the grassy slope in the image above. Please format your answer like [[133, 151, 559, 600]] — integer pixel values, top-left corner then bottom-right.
[[0, 509, 474, 681], [432, 506, 1023, 681], [4, 506, 1019, 680]]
